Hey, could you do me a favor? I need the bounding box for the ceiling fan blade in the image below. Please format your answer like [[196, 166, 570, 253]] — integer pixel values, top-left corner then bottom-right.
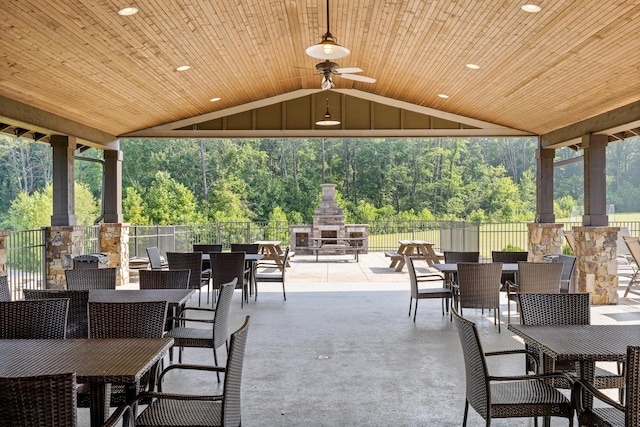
[[340, 74, 376, 83], [335, 67, 363, 74]]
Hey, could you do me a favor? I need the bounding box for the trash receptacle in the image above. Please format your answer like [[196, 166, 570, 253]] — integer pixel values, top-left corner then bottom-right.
[[74, 253, 108, 269]]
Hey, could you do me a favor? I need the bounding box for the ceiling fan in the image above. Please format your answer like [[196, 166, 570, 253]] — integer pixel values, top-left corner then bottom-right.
[[315, 60, 376, 90], [306, 0, 376, 90]]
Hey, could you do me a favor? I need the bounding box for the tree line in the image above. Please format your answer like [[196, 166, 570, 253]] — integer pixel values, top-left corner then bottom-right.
[[1, 134, 638, 230]]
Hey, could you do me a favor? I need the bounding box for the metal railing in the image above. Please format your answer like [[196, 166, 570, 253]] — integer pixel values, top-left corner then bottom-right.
[[3, 220, 640, 299]]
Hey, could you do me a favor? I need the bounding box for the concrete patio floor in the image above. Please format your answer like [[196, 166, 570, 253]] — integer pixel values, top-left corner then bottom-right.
[[89, 252, 640, 426]]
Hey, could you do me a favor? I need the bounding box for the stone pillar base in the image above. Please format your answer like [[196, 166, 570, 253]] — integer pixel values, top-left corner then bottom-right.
[[45, 226, 85, 289], [573, 226, 619, 305], [527, 223, 564, 262], [100, 223, 130, 286]]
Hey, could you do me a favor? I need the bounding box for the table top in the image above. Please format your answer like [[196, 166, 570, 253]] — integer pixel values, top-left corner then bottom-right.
[[254, 241, 280, 245], [0, 338, 173, 382], [202, 253, 263, 262], [432, 263, 519, 273], [508, 324, 640, 362], [88, 289, 194, 307], [398, 240, 432, 245]]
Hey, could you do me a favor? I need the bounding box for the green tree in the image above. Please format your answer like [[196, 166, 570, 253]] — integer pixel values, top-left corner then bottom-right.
[[145, 171, 204, 225], [123, 186, 149, 225]]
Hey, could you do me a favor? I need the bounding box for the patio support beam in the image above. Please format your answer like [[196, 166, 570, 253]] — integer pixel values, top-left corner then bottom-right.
[[582, 134, 608, 226], [103, 149, 123, 223], [50, 135, 77, 226], [536, 145, 555, 223]]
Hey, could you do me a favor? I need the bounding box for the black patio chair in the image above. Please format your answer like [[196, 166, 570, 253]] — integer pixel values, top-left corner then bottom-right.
[[0, 299, 69, 339], [23, 289, 89, 338]]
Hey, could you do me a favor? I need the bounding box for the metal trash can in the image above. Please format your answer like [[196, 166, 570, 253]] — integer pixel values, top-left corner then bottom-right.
[[74, 253, 108, 269]]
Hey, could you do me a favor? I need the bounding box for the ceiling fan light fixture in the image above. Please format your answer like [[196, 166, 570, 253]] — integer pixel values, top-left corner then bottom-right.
[[316, 98, 340, 126]]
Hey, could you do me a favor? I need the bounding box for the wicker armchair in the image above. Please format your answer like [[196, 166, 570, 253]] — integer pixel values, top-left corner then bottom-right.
[[0, 299, 69, 339], [209, 252, 249, 307], [193, 244, 223, 253], [405, 255, 451, 321], [80, 300, 169, 408], [505, 261, 563, 323], [0, 275, 9, 301], [167, 252, 210, 307], [254, 247, 290, 302], [135, 316, 250, 427], [452, 308, 574, 427], [519, 293, 625, 397], [0, 372, 132, 427], [491, 250, 528, 291], [573, 345, 640, 427], [23, 289, 89, 339], [453, 262, 503, 332], [65, 268, 117, 290], [444, 251, 480, 263], [230, 243, 259, 253], [165, 279, 236, 381]]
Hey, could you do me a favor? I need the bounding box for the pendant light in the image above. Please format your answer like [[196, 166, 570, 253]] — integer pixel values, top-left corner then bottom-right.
[[306, 0, 350, 60], [316, 98, 340, 126]]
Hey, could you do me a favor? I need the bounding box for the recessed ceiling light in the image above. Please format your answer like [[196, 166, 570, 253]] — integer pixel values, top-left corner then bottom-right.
[[466, 63, 480, 70], [521, 4, 542, 13], [118, 7, 138, 16], [176, 65, 191, 72], [210, 97, 221, 102], [438, 94, 449, 99]]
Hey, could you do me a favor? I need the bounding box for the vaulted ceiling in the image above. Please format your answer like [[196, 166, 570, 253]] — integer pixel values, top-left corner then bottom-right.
[[0, 0, 639, 150]]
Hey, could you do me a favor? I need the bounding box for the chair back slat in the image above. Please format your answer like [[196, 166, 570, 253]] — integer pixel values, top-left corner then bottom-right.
[[23, 290, 89, 339], [64, 268, 116, 290], [222, 316, 251, 427], [452, 309, 489, 420], [0, 299, 69, 339], [139, 269, 190, 290], [0, 372, 77, 427]]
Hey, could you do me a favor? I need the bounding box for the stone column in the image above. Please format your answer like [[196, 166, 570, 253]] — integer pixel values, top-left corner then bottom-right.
[[100, 223, 129, 286], [45, 226, 84, 289], [527, 223, 564, 262], [573, 226, 619, 305], [0, 230, 9, 276]]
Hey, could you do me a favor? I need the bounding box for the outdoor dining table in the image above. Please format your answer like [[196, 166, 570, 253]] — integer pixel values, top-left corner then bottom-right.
[[508, 324, 640, 416], [431, 262, 519, 288], [0, 337, 173, 427]]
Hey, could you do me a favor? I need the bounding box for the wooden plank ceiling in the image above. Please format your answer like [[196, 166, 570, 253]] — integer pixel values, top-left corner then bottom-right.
[[0, 0, 638, 148]]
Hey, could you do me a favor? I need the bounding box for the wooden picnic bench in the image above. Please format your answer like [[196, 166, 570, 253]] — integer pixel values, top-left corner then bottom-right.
[[385, 240, 443, 272], [310, 237, 365, 262]]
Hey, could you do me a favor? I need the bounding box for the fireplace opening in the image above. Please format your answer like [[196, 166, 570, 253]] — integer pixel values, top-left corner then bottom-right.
[[321, 230, 337, 245]]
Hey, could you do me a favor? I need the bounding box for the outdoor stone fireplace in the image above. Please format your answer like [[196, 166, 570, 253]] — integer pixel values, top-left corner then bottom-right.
[[290, 184, 368, 254]]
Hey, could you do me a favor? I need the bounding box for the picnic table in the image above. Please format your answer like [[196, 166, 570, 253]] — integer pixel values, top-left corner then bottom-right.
[[309, 237, 364, 262], [385, 240, 444, 272], [254, 241, 290, 268]]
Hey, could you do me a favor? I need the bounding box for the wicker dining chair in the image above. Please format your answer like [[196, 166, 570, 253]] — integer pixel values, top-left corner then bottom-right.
[[23, 289, 89, 339], [491, 250, 528, 291], [505, 261, 563, 323], [452, 308, 574, 427], [193, 244, 223, 253], [0, 299, 69, 339], [134, 315, 250, 427], [167, 252, 210, 306], [453, 262, 503, 332], [230, 243, 259, 254], [209, 252, 248, 307], [405, 255, 451, 321], [165, 279, 236, 381], [146, 246, 168, 270], [0, 372, 133, 427], [80, 300, 169, 408], [139, 269, 191, 290], [573, 345, 640, 427], [0, 275, 9, 302], [443, 251, 480, 288], [518, 293, 625, 398], [64, 267, 117, 290], [254, 246, 290, 302]]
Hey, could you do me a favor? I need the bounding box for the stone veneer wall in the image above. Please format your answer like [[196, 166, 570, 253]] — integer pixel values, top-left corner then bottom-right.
[[0, 230, 8, 276], [573, 226, 619, 305], [100, 223, 129, 287], [527, 223, 564, 262], [45, 226, 84, 289]]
